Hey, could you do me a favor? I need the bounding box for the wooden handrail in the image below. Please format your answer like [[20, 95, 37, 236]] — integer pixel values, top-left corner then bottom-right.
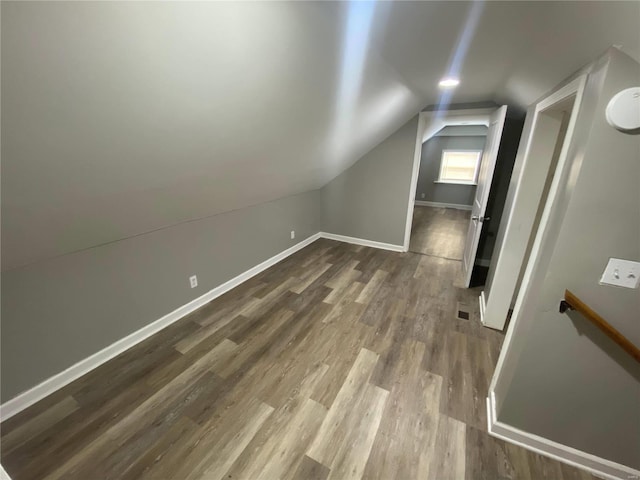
[[559, 289, 640, 363]]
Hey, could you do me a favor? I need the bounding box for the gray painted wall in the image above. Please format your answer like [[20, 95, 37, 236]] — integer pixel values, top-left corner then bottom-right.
[[320, 116, 419, 247], [1, 190, 321, 401], [0, 108, 422, 404], [497, 50, 640, 468], [415, 135, 486, 206]]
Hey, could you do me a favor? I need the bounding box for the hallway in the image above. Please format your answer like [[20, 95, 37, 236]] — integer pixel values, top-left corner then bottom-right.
[[409, 206, 469, 260]]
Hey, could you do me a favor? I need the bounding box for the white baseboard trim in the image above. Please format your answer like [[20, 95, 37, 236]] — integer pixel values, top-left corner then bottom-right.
[[487, 391, 639, 480], [319, 232, 405, 252], [479, 291, 487, 324], [414, 200, 472, 211], [0, 233, 322, 422]]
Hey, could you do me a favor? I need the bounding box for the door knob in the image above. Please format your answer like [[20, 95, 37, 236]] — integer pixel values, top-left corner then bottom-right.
[[472, 215, 490, 222], [471, 215, 479, 221]]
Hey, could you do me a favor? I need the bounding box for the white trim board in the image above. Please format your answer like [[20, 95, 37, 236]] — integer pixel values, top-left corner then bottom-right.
[[0, 232, 322, 421], [403, 113, 428, 253], [414, 200, 472, 211], [0, 465, 12, 480], [480, 291, 505, 332], [319, 232, 404, 252], [479, 291, 487, 325], [487, 391, 638, 480]]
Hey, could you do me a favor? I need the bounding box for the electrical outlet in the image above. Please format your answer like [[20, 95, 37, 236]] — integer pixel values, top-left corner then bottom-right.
[[421, 193, 425, 199], [189, 275, 198, 288], [291, 230, 295, 240]]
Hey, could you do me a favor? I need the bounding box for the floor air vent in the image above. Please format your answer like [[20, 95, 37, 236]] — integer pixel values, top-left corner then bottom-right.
[[456, 302, 470, 321]]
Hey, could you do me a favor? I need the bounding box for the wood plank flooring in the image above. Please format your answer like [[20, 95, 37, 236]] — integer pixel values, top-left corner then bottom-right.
[[0, 238, 596, 479], [409, 206, 469, 260]]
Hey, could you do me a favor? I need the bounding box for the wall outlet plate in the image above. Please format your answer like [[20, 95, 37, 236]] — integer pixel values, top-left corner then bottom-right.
[[291, 230, 295, 239], [599, 258, 640, 289], [189, 275, 198, 288]]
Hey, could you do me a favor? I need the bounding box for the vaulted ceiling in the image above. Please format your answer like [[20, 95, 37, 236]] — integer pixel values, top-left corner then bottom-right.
[[2, 1, 639, 269]]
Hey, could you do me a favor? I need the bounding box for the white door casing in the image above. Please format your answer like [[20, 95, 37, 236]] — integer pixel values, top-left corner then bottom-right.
[[480, 76, 586, 331]]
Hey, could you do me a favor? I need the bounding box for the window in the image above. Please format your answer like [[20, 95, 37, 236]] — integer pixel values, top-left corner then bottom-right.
[[437, 150, 482, 185]]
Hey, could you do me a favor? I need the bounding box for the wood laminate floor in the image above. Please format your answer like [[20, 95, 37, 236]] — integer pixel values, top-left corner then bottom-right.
[[409, 206, 469, 260], [0, 239, 595, 480]]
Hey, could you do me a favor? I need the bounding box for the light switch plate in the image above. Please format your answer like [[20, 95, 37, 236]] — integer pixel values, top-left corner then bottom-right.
[[599, 258, 640, 289]]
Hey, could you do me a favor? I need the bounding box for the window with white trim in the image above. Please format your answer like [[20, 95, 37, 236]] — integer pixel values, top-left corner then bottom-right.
[[437, 150, 482, 185]]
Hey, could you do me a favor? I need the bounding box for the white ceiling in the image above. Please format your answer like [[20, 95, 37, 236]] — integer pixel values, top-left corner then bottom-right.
[[2, 1, 639, 269]]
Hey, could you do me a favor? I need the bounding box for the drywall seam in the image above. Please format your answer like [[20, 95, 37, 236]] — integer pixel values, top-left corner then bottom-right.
[[0, 230, 404, 420], [0, 232, 322, 420]]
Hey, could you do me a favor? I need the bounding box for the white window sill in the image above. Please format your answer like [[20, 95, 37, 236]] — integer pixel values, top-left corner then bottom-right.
[[434, 180, 478, 186]]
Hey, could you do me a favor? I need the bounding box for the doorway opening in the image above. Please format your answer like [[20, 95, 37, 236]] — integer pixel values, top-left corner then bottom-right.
[[511, 97, 573, 298], [480, 76, 585, 332], [409, 126, 487, 261], [409, 206, 470, 260], [405, 107, 523, 290]]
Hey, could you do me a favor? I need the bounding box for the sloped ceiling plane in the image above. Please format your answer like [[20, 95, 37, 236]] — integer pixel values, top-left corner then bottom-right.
[[2, 1, 639, 269]]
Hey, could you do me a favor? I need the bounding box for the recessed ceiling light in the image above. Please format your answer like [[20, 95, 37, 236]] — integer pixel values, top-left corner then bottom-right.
[[439, 78, 460, 88]]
